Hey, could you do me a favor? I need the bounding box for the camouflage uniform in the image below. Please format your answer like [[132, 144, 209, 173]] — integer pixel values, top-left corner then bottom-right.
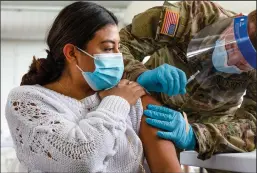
[[120, 0, 256, 163]]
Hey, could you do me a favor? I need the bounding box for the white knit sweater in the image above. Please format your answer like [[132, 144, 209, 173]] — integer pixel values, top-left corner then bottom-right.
[[5, 85, 144, 172]]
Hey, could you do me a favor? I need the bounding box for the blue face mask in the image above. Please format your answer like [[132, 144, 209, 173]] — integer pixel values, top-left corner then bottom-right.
[[212, 39, 242, 74], [76, 47, 124, 91]]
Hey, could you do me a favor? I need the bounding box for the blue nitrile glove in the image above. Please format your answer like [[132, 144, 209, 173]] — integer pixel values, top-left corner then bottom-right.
[[144, 104, 196, 150], [137, 64, 187, 96]]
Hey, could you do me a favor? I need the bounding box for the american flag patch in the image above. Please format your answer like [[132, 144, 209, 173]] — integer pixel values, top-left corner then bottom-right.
[[160, 9, 179, 37]]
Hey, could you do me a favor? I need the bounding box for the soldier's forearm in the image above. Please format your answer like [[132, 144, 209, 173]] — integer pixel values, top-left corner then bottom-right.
[[122, 57, 148, 82], [121, 48, 148, 81], [192, 119, 256, 160]]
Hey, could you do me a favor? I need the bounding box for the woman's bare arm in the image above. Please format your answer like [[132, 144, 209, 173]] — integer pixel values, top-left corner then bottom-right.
[[139, 95, 182, 172]]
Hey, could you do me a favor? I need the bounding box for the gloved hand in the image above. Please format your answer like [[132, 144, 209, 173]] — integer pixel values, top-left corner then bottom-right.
[[144, 104, 196, 150], [137, 64, 187, 96]]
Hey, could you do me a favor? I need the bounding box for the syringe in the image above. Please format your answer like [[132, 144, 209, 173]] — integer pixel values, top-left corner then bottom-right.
[[187, 70, 200, 84]]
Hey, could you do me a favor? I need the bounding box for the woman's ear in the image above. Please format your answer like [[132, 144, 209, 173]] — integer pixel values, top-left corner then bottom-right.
[[63, 44, 78, 64]]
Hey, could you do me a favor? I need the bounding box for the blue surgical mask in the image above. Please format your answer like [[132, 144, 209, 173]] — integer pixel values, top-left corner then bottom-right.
[[76, 47, 124, 91], [212, 39, 242, 74]]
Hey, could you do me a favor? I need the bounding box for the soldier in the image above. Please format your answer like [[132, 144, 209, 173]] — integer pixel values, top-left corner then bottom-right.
[[119, 0, 256, 169]]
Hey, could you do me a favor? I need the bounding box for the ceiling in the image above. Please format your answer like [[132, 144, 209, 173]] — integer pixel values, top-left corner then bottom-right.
[[1, 1, 131, 40], [1, 1, 131, 9]]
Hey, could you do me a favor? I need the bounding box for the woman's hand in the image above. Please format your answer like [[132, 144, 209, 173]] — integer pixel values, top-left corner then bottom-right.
[[99, 79, 146, 105]]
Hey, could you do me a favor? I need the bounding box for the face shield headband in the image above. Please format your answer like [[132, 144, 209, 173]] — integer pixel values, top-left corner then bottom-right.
[[234, 15, 256, 69]]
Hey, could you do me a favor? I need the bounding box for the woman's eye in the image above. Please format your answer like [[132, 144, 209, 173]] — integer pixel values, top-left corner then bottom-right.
[[104, 48, 114, 52]]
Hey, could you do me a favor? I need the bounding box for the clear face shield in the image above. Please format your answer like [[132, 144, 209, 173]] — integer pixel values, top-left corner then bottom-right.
[[184, 16, 256, 109], [187, 15, 256, 75]]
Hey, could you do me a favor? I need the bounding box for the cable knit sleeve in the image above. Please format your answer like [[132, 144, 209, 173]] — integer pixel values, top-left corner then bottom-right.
[[5, 86, 130, 172], [128, 99, 143, 134]]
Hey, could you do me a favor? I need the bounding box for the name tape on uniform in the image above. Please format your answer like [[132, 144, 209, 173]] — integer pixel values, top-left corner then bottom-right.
[[160, 9, 179, 37]]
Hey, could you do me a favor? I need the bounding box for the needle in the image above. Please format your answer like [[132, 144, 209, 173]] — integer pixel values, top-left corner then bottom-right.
[[187, 70, 200, 84]]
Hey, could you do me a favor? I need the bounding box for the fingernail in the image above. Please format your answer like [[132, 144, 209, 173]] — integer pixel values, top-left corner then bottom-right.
[[145, 118, 150, 123], [146, 104, 152, 109], [145, 89, 151, 95]]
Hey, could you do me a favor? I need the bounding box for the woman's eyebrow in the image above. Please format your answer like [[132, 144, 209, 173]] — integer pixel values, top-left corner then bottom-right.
[[100, 40, 115, 44]]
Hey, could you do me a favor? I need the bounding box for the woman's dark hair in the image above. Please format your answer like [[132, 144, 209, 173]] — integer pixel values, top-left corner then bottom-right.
[[21, 1, 118, 86]]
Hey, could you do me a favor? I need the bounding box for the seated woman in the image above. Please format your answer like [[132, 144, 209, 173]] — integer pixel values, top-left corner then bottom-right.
[[5, 1, 181, 172]]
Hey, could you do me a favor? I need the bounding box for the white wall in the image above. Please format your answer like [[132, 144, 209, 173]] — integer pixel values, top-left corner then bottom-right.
[[1, 1, 127, 40], [1, 39, 47, 145]]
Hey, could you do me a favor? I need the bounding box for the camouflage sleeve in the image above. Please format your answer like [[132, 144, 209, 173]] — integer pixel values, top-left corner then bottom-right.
[[161, 1, 237, 44], [119, 6, 164, 81], [120, 0, 237, 81], [192, 71, 256, 160]]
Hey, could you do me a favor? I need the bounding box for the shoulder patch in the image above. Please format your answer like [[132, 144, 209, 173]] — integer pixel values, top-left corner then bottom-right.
[[160, 9, 179, 37]]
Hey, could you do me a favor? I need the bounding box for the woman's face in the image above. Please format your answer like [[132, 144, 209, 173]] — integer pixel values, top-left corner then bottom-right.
[[76, 24, 120, 73], [64, 24, 120, 87]]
